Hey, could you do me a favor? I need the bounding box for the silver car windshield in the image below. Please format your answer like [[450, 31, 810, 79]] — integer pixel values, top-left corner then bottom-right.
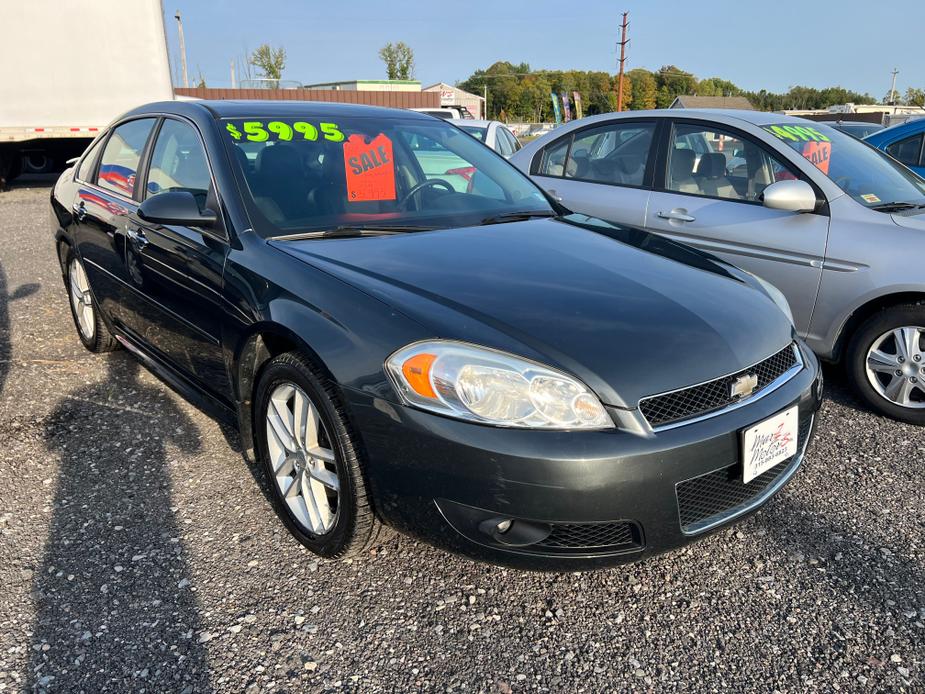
[[763, 122, 925, 209]]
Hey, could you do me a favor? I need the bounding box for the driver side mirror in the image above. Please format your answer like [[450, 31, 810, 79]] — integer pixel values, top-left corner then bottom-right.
[[761, 179, 818, 213], [138, 191, 217, 227]]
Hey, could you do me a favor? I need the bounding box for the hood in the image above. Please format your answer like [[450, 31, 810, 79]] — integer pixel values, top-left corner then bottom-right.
[[272, 216, 794, 408], [891, 209, 925, 231]]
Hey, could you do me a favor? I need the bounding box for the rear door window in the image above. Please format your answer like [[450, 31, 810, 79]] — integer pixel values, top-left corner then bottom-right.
[[538, 121, 655, 186], [76, 138, 105, 182], [97, 119, 156, 197], [886, 134, 924, 167]]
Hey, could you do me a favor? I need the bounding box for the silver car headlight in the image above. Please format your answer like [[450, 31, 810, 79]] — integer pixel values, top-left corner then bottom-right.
[[386, 340, 613, 429], [748, 273, 794, 324]]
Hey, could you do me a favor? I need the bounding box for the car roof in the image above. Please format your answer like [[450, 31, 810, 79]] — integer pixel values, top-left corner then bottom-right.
[[453, 119, 496, 128], [128, 99, 435, 121], [865, 116, 925, 143]]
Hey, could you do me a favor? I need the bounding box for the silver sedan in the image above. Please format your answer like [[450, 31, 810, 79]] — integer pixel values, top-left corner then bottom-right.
[[511, 109, 925, 424]]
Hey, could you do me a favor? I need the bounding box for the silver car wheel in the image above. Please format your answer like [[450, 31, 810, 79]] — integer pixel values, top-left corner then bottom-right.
[[69, 257, 95, 341], [265, 382, 340, 534], [865, 326, 925, 409]]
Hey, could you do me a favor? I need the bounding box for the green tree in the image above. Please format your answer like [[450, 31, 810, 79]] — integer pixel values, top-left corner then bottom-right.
[[627, 68, 657, 110], [903, 87, 925, 107], [249, 44, 286, 87], [378, 42, 415, 80], [654, 65, 697, 108]]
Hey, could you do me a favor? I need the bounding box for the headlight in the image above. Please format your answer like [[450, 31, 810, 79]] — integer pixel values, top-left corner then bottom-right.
[[386, 340, 613, 429], [748, 273, 794, 324]]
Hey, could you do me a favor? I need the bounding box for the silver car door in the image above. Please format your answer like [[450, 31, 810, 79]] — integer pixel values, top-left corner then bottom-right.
[[530, 119, 657, 226], [644, 120, 829, 337]]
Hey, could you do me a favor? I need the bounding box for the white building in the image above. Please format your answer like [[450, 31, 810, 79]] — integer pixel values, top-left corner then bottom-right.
[[423, 83, 485, 119]]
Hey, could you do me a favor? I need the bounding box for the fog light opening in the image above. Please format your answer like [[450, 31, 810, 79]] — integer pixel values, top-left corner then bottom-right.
[[477, 516, 552, 547]]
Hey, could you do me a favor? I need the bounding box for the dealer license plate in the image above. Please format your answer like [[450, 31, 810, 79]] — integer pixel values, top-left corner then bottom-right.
[[741, 406, 798, 484]]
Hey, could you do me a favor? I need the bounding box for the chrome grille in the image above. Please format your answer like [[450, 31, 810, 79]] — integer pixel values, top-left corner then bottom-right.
[[639, 344, 800, 429], [676, 415, 813, 533]]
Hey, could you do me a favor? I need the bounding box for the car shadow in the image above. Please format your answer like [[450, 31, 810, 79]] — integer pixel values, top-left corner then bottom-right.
[[29, 354, 212, 691], [756, 493, 925, 622], [0, 260, 40, 398]]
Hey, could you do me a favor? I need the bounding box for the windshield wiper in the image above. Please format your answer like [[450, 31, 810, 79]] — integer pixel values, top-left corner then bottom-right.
[[273, 224, 434, 240], [868, 201, 925, 212], [478, 210, 558, 226]]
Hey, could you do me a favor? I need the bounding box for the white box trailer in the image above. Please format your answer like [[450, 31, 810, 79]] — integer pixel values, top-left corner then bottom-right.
[[0, 0, 174, 187]]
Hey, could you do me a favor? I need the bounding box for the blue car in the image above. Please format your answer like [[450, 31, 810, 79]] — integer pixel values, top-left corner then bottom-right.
[[865, 118, 925, 177]]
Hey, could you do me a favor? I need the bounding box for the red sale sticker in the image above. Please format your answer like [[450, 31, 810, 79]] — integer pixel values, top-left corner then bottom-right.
[[343, 133, 396, 202], [802, 140, 831, 175]]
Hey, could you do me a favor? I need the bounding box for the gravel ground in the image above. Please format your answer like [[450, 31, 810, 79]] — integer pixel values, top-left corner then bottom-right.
[[0, 179, 923, 693]]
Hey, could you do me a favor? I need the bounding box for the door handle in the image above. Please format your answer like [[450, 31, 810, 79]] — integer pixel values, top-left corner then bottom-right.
[[72, 201, 86, 221], [126, 227, 149, 249], [657, 210, 696, 223]]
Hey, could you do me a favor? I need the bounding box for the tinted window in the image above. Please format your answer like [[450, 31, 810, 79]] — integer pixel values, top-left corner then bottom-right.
[[667, 124, 796, 202], [763, 122, 925, 208], [146, 119, 211, 202], [539, 121, 655, 186], [223, 115, 550, 236], [97, 119, 155, 197], [886, 135, 923, 167], [76, 137, 104, 182]]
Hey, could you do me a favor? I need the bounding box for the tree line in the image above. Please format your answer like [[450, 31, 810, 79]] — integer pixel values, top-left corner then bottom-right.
[[458, 62, 886, 122]]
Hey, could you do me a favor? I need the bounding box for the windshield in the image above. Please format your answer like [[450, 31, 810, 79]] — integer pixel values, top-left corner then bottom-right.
[[222, 115, 552, 237], [762, 122, 925, 209], [458, 125, 487, 142]]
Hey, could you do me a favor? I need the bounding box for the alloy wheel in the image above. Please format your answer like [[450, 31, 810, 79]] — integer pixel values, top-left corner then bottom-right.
[[865, 326, 925, 409], [265, 382, 341, 534], [69, 257, 95, 341]]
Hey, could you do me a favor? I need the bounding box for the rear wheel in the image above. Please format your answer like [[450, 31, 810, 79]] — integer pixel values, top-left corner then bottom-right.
[[254, 351, 384, 558], [847, 304, 925, 425], [65, 250, 118, 353]]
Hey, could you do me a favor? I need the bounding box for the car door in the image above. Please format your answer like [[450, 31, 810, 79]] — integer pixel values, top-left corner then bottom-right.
[[529, 119, 657, 226], [124, 116, 233, 400], [644, 120, 829, 337], [73, 117, 158, 327]]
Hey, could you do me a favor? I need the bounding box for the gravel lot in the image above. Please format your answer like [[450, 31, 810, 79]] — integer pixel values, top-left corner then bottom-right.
[[1, 179, 923, 693]]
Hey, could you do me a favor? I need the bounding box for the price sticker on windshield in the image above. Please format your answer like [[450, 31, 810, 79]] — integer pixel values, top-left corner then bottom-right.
[[343, 133, 396, 202], [802, 140, 831, 175]]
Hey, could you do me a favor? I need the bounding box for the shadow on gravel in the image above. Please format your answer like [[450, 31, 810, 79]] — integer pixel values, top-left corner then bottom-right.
[[28, 354, 212, 692], [0, 260, 40, 399], [758, 496, 925, 616]]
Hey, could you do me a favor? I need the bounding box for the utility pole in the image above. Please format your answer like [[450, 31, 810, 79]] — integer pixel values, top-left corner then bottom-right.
[[889, 67, 899, 105], [175, 10, 189, 89], [230, 60, 237, 89], [616, 12, 629, 112]]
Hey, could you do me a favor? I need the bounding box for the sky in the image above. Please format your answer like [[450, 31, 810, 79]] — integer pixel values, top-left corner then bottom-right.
[[165, 0, 923, 99]]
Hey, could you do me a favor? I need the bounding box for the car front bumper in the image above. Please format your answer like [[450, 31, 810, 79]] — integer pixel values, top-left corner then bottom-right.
[[343, 344, 823, 570]]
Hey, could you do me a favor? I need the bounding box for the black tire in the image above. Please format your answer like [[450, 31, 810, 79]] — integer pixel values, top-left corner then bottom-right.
[[846, 303, 925, 425], [254, 351, 384, 558], [64, 248, 119, 353]]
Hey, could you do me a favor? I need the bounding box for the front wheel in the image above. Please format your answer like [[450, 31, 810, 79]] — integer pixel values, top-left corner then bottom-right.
[[254, 351, 384, 558], [847, 304, 925, 425]]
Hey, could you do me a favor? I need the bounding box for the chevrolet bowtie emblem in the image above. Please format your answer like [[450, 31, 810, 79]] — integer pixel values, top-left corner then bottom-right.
[[730, 373, 759, 399]]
